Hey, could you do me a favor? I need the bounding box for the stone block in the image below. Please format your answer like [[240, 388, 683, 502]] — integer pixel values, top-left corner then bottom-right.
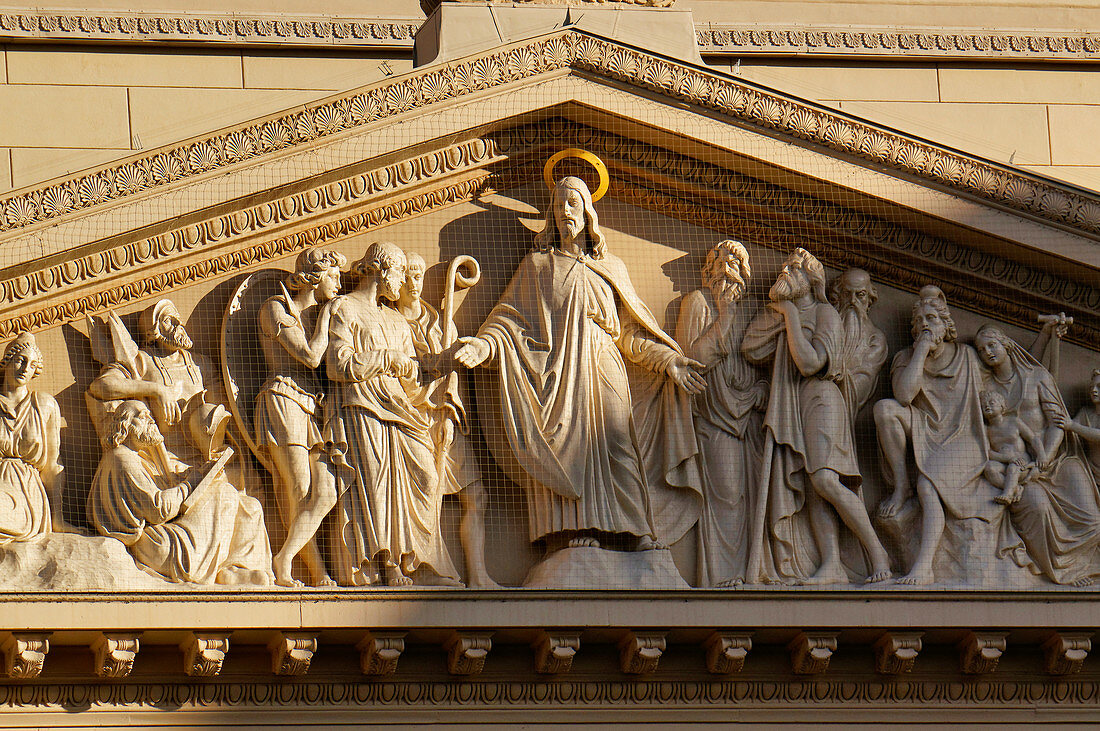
[[243, 53, 411, 91], [0, 533, 183, 591], [739, 63, 939, 103], [6, 47, 243, 88], [1049, 105, 1100, 166], [0, 86, 129, 148], [835, 101, 1051, 165], [9, 148, 129, 190], [939, 68, 1100, 105], [127, 88, 324, 148]]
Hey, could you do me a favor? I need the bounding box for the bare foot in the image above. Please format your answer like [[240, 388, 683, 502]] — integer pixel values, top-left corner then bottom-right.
[[275, 575, 305, 588], [877, 492, 908, 520], [865, 570, 893, 584], [1072, 576, 1094, 588], [466, 575, 502, 589], [568, 536, 600, 548], [388, 575, 414, 587], [636, 536, 667, 551], [800, 563, 848, 586], [896, 569, 934, 586], [716, 577, 744, 588], [313, 575, 337, 588]]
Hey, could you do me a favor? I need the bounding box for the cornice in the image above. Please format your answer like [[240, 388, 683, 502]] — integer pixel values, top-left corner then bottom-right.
[[2, 30, 1097, 247], [696, 24, 1100, 61], [0, 8, 419, 47]]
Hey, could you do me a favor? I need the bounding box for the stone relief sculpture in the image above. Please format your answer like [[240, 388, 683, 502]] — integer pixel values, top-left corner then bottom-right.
[[254, 249, 345, 588], [326, 242, 462, 587], [742, 248, 891, 585], [393, 252, 499, 588], [455, 173, 705, 575], [674, 240, 767, 587], [88, 400, 274, 585], [1059, 369, 1100, 485], [980, 389, 1046, 506], [974, 324, 1100, 586], [0, 333, 77, 543], [827, 268, 888, 420], [873, 286, 992, 585]]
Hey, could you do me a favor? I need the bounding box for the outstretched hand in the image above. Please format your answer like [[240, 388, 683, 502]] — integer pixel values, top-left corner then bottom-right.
[[667, 356, 707, 395], [454, 336, 491, 368]]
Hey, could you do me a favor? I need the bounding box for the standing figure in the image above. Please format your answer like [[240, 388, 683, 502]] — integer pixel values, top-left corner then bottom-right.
[[980, 389, 1045, 505], [0, 333, 77, 543], [393, 252, 499, 588], [89, 400, 274, 585], [455, 176, 705, 557], [675, 240, 767, 587], [827, 268, 888, 421], [326, 242, 461, 587], [873, 286, 989, 585], [742, 248, 891, 585], [1058, 368, 1100, 485], [256, 248, 345, 587]]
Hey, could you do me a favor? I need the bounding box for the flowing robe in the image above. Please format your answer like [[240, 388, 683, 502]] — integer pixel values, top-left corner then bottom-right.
[[889, 343, 993, 520], [476, 249, 702, 545], [0, 392, 58, 544], [403, 301, 479, 496], [326, 294, 459, 585], [985, 356, 1100, 585], [742, 299, 858, 582], [88, 446, 272, 584], [836, 311, 888, 422], [676, 289, 766, 586]]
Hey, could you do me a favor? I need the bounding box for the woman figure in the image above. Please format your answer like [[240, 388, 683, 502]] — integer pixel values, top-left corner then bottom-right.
[[0, 332, 73, 543], [974, 324, 1100, 586]]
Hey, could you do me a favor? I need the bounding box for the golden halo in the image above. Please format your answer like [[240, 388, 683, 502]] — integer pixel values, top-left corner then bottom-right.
[[542, 148, 610, 202]]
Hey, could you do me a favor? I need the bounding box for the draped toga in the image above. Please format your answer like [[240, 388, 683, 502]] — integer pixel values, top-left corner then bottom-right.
[[0, 392, 58, 544], [476, 249, 702, 545]]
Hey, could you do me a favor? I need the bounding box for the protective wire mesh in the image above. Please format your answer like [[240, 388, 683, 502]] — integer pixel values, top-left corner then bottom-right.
[[4, 52, 1099, 593]]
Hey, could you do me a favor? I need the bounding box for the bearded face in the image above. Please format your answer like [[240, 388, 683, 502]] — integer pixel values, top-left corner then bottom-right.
[[120, 405, 165, 449], [155, 309, 193, 352], [911, 303, 948, 346], [835, 276, 873, 318], [769, 265, 810, 302], [553, 186, 586, 242], [378, 263, 406, 302]]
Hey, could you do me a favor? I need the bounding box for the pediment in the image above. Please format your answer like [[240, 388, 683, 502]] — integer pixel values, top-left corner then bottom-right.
[[0, 28, 1095, 350]]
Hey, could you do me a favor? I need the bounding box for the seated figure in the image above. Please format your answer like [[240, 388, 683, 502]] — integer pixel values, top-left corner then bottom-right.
[[88, 400, 274, 585], [980, 389, 1045, 506]]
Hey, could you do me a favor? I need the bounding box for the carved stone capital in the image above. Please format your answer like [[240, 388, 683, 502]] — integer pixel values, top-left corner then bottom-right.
[[788, 632, 838, 675], [958, 632, 1008, 675], [444, 632, 493, 676], [1042, 632, 1092, 676], [268, 632, 318, 676], [0, 632, 51, 678], [873, 632, 923, 675], [618, 631, 666, 675], [92, 633, 141, 679], [533, 631, 581, 675], [181, 632, 230, 677], [703, 631, 752, 674], [357, 632, 406, 676]]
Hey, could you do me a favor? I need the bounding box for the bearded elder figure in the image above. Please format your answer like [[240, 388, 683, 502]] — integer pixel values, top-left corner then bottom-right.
[[456, 175, 706, 556], [675, 240, 768, 587]]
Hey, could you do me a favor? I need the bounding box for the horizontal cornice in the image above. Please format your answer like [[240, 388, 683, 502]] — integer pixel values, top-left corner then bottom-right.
[[2, 29, 1098, 245], [2, 9, 1097, 64], [696, 24, 1100, 61], [0, 8, 419, 47]]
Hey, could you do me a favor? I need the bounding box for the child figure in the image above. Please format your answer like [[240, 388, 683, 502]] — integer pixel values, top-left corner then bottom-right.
[[980, 389, 1046, 505], [1054, 368, 1100, 485]]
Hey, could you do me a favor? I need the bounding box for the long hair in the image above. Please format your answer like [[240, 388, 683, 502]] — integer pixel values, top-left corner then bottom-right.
[[106, 401, 147, 449], [352, 242, 406, 278], [912, 286, 958, 343], [702, 239, 750, 294], [786, 247, 827, 302], [533, 176, 607, 259]]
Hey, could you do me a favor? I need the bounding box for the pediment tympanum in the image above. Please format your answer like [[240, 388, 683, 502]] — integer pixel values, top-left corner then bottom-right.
[[0, 25, 1097, 704]]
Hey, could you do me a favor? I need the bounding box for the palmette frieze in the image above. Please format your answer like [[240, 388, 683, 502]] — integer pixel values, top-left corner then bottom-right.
[[697, 25, 1100, 60], [0, 9, 417, 46], [2, 30, 1099, 244]]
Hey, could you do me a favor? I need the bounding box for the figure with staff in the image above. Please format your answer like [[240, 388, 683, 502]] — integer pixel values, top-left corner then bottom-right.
[[393, 251, 499, 588]]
